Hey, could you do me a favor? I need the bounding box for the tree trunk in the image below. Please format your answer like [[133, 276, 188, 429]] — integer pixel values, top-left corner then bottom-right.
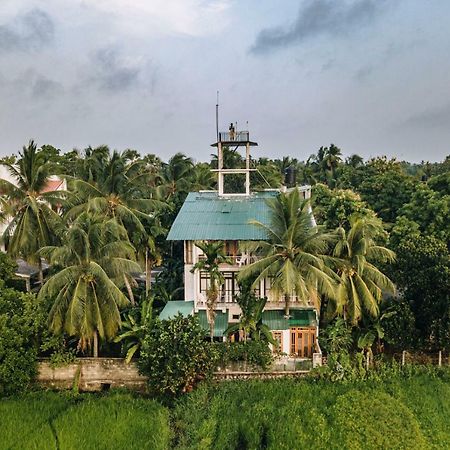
[[206, 287, 217, 342], [93, 331, 99, 358], [123, 274, 135, 306], [145, 249, 152, 297], [38, 258, 44, 286], [284, 294, 290, 317]]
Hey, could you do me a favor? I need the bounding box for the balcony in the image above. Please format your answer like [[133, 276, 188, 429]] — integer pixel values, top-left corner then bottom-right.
[[197, 254, 257, 267], [196, 290, 314, 307]]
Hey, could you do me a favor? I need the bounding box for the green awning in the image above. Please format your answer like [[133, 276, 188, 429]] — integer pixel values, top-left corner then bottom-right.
[[262, 310, 289, 330], [289, 309, 317, 327], [262, 309, 317, 330], [197, 310, 229, 337], [159, 301, 194, 320]]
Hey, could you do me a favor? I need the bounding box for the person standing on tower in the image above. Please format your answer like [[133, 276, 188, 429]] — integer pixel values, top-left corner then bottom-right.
[[229, 122, 235, 140]]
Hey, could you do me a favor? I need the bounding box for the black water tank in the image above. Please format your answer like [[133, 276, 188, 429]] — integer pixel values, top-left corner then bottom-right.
[[284, 166, 297, 187]]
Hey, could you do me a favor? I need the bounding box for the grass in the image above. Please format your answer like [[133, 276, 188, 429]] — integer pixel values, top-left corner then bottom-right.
[[1, 373, 449, 449], [0, 392, 169, 450], [173, 374, 450, 449]]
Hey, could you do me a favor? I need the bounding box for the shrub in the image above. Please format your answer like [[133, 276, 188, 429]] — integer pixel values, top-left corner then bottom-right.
[[0, 282, 47, 396], [215, 341, 273, 370], [138, 314, 218, 398]]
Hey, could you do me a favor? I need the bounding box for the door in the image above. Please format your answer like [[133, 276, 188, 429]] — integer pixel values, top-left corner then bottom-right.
[[290, 327, 316, 357]]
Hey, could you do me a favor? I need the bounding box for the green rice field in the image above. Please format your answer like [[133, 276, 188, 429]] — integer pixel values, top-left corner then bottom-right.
[[1, 375, 450, 449]]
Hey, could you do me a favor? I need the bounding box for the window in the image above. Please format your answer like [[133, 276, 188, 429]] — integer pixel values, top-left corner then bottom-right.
[[199, 271, 239, 303], [225, 241, 238, 257], [272, 331, 283, 353]]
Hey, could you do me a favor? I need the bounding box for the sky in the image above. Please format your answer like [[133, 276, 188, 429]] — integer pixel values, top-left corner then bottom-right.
[[0, 0, 449, 163]]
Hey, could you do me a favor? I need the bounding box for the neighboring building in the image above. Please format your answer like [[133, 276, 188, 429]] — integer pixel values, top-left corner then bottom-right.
[[162, 129, 321, 359]]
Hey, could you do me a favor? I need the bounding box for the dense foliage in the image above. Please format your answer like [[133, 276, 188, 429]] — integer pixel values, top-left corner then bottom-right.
[[138, 315, 218, 398], [0, 282, 46, 395], [215, 341, 273, 370], [0, 139, 448, 398]]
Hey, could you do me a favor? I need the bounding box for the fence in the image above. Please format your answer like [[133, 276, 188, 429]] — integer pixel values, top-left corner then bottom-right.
[[392, 351, 449, 366]]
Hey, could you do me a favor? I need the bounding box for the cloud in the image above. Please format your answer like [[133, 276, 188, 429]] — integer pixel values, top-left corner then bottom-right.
[[251, 0, 386, 54], [0, 8, 55, 54], [402, 104, 450, 130], [89, 47, 142, 92]]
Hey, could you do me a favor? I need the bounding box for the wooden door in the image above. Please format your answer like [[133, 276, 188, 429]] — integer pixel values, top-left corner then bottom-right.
[[290, 327, 316, 357]]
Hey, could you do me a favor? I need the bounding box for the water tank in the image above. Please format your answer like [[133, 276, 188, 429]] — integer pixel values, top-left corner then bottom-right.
[[284, 166, 297, 187]]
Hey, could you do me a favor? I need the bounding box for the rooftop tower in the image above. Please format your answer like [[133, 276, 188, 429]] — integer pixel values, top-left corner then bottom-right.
[[211, 124, 258, 197]]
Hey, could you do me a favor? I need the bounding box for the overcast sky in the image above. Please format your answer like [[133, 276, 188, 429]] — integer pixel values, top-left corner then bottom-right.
[[0, 0, 449, 163]]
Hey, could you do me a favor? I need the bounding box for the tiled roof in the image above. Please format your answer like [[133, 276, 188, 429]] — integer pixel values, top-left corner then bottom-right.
[[167, 191, 279, 241]]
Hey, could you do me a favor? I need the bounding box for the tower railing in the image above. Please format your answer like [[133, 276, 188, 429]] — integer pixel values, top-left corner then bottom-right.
[[219, 131, 249, 142]]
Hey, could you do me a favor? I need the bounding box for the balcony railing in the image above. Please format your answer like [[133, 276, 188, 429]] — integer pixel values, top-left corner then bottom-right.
[[196, 291, 313, 306], [197, 254, 257, 267]]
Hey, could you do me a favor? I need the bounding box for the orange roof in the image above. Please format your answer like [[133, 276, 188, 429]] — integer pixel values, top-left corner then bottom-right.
[[41, 179, 64, 193]]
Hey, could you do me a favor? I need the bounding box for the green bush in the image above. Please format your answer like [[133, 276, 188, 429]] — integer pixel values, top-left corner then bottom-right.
[[215, 341, 273, 370], [138, 314, 218, 398], [0, 282, 47, 396]]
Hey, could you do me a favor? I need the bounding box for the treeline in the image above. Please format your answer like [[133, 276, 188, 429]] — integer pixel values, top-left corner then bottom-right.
[[0, 140, 449, 395]]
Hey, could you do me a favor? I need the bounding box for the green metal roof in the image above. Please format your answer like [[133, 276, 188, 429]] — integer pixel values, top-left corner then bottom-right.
[[289, 309, 317, 327], [167, 191, 279, 241], [262, 309, 317, 330], [159, 301, 194, 320], [197, 310, 229, 337], [262, 310, 289, 330]]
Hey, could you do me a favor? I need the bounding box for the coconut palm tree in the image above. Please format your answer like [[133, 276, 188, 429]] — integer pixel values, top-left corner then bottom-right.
[[38, 213, 141, 356], [66, 149, 165, 302], [331, 216, 396, 325], [0, 141, 64, 285], [156, 152, 194, 202], [191, 241, 232, 341], [239, 188, 338, 316]]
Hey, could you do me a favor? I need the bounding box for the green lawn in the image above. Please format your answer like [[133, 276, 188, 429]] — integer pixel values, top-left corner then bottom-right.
[[1, 375, 449, 450]]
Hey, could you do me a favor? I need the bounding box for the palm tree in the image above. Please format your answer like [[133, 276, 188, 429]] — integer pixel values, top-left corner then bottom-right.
[[0, 141, 64, 285], [66, 149, 165, 302], [331, 216, 395, 325], [225, 283, 274, 343], [191, 241, 232, 341], [239, 188, 338, 316], [38, 213, 141, 356], [157, 152, 194, 202]]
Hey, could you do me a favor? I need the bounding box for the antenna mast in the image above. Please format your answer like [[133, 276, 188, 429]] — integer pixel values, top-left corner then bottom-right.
[[216, 91, 219, 142]]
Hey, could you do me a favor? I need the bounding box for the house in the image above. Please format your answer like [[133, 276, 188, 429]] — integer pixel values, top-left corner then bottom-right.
[[162, 128, 321, 360]]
